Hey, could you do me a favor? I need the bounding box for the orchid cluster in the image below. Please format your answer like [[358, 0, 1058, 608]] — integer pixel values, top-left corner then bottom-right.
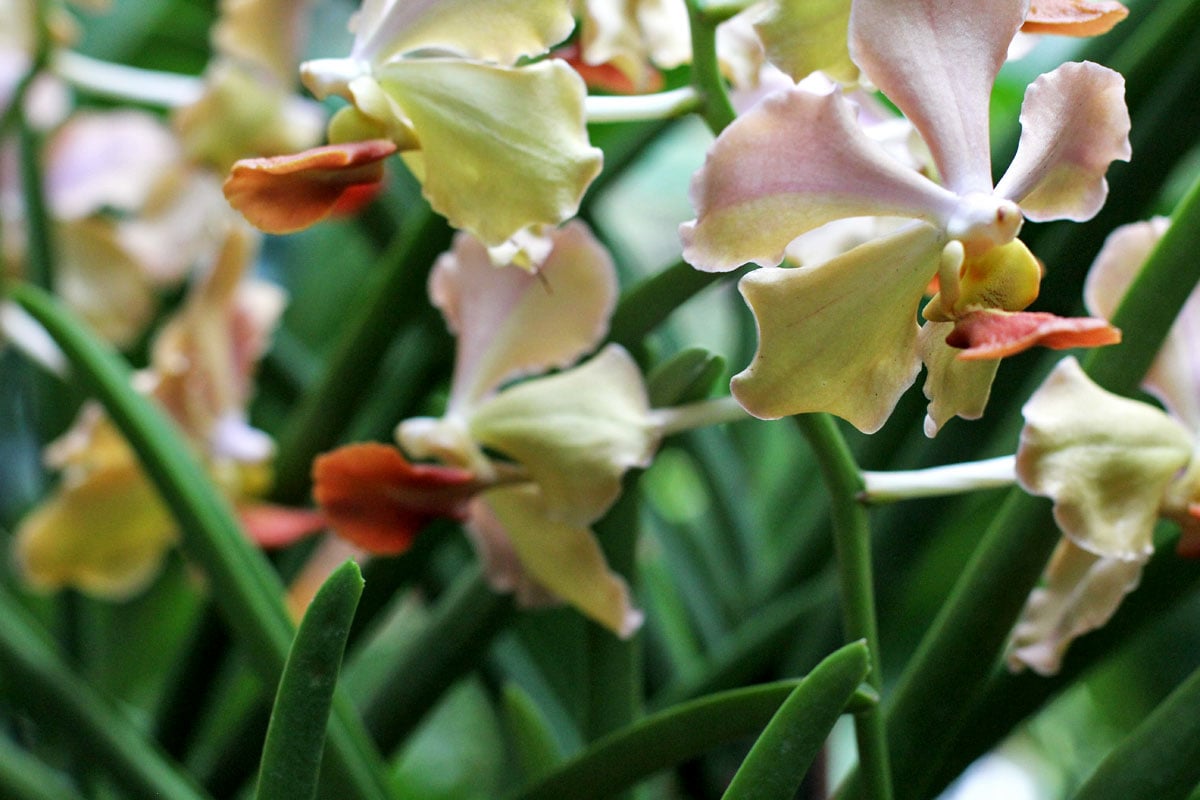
[[8, 0, 1200, 798]]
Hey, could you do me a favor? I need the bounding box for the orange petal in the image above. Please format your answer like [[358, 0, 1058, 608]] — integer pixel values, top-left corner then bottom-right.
[[311, 442, 480, 554], [947, 309, 1121, 360], [223, 139, 397, 234], [239, 504, 328, 549], [1022, 1, 1128, 37]]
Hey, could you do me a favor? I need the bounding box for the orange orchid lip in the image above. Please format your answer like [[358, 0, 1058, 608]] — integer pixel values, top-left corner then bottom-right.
[[947, 309, 1121, 360], [223, 138, 398, 234]]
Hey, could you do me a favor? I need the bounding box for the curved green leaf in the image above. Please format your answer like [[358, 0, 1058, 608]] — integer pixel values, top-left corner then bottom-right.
[[502, 683, 565, 784], [256, 560, 363, 800], [723, 641, 870, 800]]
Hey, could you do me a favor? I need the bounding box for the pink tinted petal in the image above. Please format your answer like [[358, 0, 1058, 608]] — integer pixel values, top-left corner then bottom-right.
[[312, 442, 480, 554], [681, 87, 957, 272], [240, 504, 328, 549], [429, 221, 618, 411], [994, 62, 1130, 222], [946, 309, 1120, 360], [1085, 218, 1200, 431], [223, 139, 397, 234], [1022, 0, 1128, 36], [850, 0, 1027, 195], [731, 224, 942, 432]]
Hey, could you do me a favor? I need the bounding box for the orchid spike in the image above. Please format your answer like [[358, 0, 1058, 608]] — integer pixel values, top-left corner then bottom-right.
[[681, 0, 1129, 434]]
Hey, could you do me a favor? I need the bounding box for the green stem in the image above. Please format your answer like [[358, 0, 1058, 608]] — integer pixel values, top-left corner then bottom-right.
[[795, 414, 893, 800], [0, 731, 87, 800], [9, 284, 394, 800], [609, 260, 749, 349], [685, 0, 738, 135]]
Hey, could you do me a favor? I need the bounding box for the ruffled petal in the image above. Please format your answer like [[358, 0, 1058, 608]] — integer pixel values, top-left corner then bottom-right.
[[469, 345, 658, 524], [849, 0, 1026, 194], [223, 139, 397, 234], [576, 0, 687, 91], [1021, 0, 1128, 37], [377, 58, 602, 248], [429, 222, 618, 411], [212, 0, 313, 82], [755, 0, 856, 84], [351, 0, 575, 66], [945, 308, 1120, 359], [1007, 537, 1144, 675], [681, 87, 957, 272], [1017, 357, 1194, 558], [312, 442, 482, 554], [994, 62, 1130, 222], [14, 464, 176, 598], [57, 218, 159, 347], [731, 224, 942, 432], [918, 320, 999, 437], [1084, 218, 1200, 432], [478, 485, 643, 637]]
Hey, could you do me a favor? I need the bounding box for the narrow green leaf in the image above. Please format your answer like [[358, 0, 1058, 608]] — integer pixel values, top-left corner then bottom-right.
[[647, 347, 727, 407], [256, 560, 364, 800], [723, 641, 870, 800], [502, 683, 566, 784], [0, 731, 87, 800], [609, 260, 748, 349], [508, 672, 876, 800], [1070, 661, 1200, 800], [8, 284, 393, 800], [0, 585, 209, 800]]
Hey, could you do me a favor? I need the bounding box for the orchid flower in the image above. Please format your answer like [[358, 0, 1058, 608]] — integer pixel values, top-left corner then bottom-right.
[[681, 0, 1129, 435], [224, 0, 602, 262], [311, 222, 747, 636], [13, 224, 315, 597], [1008, 218, 1200, 674], [172, 0, 325, 172]]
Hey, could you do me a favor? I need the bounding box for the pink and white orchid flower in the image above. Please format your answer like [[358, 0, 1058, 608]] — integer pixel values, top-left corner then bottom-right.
[[225, 0, 602, 262], [313, 222, 657, 637], [681, 0, 1129, 435], [1009, 218, 1200, 674]]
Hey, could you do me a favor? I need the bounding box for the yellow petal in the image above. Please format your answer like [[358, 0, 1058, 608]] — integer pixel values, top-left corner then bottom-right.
[[918, 321, 999, 437], [755, 0, 856, 84], [479, 485, 643, 638], [376, 58, 602, 248], [732, 224, 942, 432]]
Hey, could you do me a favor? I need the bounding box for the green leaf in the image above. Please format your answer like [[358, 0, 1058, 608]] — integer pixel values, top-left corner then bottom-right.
[[255, 560, 364, 800], [0, 731, 85, 800], [0, 585, 208, 800], [1070, 660, 1200, 800], [8, 283, 393, 800], [723, 641, 870, 800], [501, 683, 565, 784], [507, 672, 878, 800], [647, 347, 727, 407]]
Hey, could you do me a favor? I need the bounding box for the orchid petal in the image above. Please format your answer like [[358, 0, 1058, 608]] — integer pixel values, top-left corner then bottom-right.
[[994, 62, 1130, 222], [577, 0, 688, 91], [240, 504, 328, 549], [1084, 218, 1200, 432], [46, 110, 180, 219], [479, 484, 643, 638], [376, 58, 602, 248], [918, 321, 999, 437], [681, 87, 957, 272], [755, 0, 856, 85], [1007, 538, 1143, 675], [945, 309, 1120, 360], [470, 345, 658, 523], [223, 139, 397, 234], [430, 222, 618, 412], [849, 0, 1026, 195], [15, 464, 175, 598], [1017, 357, 1193, 558], [731, 224, 942, 432], [57, 218, 158, 347], [351, 0, 574, 66], [312, 442, 481, 554], [212, 0, 314, 82], [1021, 0, 1129, 37]]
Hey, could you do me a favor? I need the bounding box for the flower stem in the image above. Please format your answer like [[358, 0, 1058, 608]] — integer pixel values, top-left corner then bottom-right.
[[685, 0, 738, 135], [860, 456, 1017, 504], [52, 51, 203, 108], [651, 394, 749, 437], [585, 87, 701, 124], [793, 414, 893, 800]]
